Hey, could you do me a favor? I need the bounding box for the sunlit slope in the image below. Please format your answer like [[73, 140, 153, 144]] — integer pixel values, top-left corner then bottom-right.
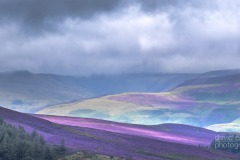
[[36, 114, 220, 146], [37, 73, 240, 131], [0, 71, 196, 113]]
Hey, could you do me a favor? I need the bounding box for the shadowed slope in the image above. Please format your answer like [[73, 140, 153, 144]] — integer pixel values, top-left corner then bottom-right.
[[0, 71, 196, 113]]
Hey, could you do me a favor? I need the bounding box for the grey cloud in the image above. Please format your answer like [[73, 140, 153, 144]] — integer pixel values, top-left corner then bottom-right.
[[137, 0, 203, 11], [0, 0, 209, 34], [0, 0, 123, 34], [0, 0, 240, 75]]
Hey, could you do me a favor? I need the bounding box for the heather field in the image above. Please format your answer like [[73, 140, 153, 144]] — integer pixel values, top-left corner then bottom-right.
[[0, 107, 239, 160], [37, 73, 240, 133], [35, 114, 220, 146], [2, 70, 239, 159]]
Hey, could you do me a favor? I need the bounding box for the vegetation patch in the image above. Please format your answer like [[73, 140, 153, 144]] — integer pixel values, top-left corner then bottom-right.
[[0, 118, 66, 160], [60, 151, 125, 160]]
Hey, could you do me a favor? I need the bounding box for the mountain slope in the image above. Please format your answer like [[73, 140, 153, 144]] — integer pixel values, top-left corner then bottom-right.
[[0, 70, 196, 113], [194, 69, 240, 79], [37, 71, 240, 131], [35, 114, 219, 146], [0, 106, 238, 160], [0, 71, 92, 113]]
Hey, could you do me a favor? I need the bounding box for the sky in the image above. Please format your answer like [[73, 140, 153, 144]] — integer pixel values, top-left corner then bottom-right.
[[0, 0, 240, 76]]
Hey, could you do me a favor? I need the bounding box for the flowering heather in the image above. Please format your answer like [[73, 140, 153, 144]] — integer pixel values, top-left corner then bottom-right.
[[0, 107, 239, 160]]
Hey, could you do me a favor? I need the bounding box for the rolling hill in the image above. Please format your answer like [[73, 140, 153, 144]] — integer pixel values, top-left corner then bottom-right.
[[35, 114, 219, 146], [0, 70, 196, 113], [37, 71, 240, 132], [0, 106, 238, 160]]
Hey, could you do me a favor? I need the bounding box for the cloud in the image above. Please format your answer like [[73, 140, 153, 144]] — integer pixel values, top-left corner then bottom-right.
[[0, 0, 240, 75]]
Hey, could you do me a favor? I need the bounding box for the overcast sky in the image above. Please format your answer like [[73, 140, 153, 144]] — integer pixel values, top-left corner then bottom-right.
[[0, 0, 240, 76]]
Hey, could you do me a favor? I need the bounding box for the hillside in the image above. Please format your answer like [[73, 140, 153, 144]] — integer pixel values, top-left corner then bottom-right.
[[37, 71, 240, 132], [0, 70, 196, 113], [35, 114, 219, 146], [0, 71, 92, 113], [1, 106, 238, 160]]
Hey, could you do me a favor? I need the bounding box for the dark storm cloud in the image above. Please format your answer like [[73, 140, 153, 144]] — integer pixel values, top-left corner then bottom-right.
[[0, 0, 240, 75], [0, 0, 124, 34], [0, 0, 207, 34]]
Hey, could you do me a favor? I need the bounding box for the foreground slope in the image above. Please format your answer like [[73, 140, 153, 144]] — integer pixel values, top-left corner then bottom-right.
[[37, 71, 240, 131], [1, 106, 238, 160], [35, 114, 219, 146], [0, 71, 196, 113]]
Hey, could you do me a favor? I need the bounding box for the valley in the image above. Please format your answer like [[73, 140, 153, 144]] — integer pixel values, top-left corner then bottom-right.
[[37, 70, 240, 132], [0, 69, 240, 159]]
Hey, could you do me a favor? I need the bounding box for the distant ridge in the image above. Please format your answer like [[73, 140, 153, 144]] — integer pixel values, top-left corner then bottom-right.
[[197, 69, 240, 78], [0, 70, 197, 113], [38, 70, 240, 131], [1, 70, 32, 75]]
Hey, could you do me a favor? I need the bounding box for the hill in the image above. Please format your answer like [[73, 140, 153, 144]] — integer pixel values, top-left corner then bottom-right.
[[194, 69, 240, 78], [37, 71, 240, 132], [35, 114, 219, 146], [1, 106, 238, 160], [0, 70, 196, 113]]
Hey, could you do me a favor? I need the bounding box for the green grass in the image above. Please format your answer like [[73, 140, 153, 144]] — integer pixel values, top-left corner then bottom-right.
[[134, 149, 231, 160], [59, 151, 125, 160]]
